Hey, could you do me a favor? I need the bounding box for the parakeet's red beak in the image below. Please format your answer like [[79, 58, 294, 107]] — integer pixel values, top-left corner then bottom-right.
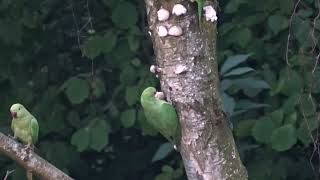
[[11, 112, 17, 118]]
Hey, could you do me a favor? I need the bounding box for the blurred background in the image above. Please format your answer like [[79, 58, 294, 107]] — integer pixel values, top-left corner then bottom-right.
[[0, 0, 319, 179]]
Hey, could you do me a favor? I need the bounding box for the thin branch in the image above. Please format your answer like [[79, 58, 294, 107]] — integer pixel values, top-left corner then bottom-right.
[[0, 133, 73, 180], [3, 170, 14, 180], [286, 0, 302, 66]]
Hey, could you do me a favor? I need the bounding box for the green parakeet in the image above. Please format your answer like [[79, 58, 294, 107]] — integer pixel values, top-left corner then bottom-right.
[[141, 87, 179, 145], [10, 103, 39, 147], [10, 103, 39, 180]]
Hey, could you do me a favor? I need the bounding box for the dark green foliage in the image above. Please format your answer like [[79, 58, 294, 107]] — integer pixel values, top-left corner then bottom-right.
[[0, 0, 319, 179], [220, 0, 320, 179]]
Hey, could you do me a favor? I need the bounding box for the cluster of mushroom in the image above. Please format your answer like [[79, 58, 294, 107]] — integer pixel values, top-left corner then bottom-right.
[[157, 4, 187, 37], [156, 3, 218, 38]]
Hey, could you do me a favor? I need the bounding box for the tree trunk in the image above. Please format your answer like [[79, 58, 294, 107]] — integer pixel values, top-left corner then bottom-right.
[[143, 0, 248, 179]]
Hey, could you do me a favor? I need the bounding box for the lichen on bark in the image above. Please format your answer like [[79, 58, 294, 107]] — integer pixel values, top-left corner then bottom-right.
[[144, 0, 248, 179]]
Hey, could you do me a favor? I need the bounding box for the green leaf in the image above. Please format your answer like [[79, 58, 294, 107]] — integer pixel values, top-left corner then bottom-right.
[[125, 86, 139, 106], [0, 20, 22, 46], [152, 143, 174, 162], [92, 78, 106, 98], [297, 118, 318, 145], [128, 35, 140, 52], [270, 77, 285, 96], [234, 28, 252, 48], [64, 77, 90, 104], [155, 173, 173, 180], [270, 109, 284, 127], [279, 69, 303, 96], [102, 30, 117, 53], [220, 79, 233, 91], [71, 128, 90, 152], [278, 0, 294, 14], [291, 16, 311, 46], [46, 104, 66, 133], [225, 0, 246, 14], [82, 31, 117, 59], [271, 124, 297, 151], [162, 165, 174, 173], [252, 117, 275, 143], [220, 54, 251, 75], [82, 35, 105, 59], [232, 78, 270, 89], [223, 67, 254, 77], [120, 65, 138, 85], [235, 100, 270, 110], [282, 93, 300, 114], [221, 92, 235, 116], [67, 111, 81, 128], [284, 111, 297, 125], [299, 94, 316, 117], [235, 119, 255, 137], [112, 1, 138, 29], [89, 119, 111, 151], [268, 15, 289, 34], [120, 109, 136, 128]]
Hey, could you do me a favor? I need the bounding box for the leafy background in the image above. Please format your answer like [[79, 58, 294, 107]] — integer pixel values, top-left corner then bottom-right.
[[0, 0, 319, 179]]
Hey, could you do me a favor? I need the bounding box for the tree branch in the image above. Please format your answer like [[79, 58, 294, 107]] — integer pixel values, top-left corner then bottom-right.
[[0, 132, 73, 180], [144, 0, 248, 179]]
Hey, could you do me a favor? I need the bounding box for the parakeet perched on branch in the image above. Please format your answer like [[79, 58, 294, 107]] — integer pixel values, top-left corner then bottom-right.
[[10, 103, 39, 180], [10, 103, 39, 148], [141, 87, 179, 145]]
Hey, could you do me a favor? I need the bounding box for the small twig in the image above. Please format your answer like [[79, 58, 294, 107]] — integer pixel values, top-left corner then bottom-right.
[[70, 0, 81, 49], [286, 0, 302, 66], [310, 0, 320, 54], [3, 170, 14, 180]]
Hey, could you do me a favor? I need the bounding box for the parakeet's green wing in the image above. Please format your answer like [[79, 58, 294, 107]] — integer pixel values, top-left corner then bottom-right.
[[159, 102, 178, 132], [30, 118, 39, 144], [156, 101, 179, 143]]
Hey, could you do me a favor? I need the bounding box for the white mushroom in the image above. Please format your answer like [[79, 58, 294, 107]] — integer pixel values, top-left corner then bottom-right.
[[203, 5, 218, 22], [157, 8, 170, 21], [175, 64, 187, 74], [155, 92, 165, 100], [150, 65, 162, 74], [158, 26, 168, 37], [168, 26, 183, 36], [172, 4, 187, 16], [150, 65, 157, 74]]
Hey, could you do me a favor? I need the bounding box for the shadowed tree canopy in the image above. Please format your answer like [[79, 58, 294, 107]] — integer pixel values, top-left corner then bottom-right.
[[0, 0, 319, 179]]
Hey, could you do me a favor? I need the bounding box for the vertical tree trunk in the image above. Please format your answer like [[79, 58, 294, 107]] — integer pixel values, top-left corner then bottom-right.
[[144, 0, 248, 179]]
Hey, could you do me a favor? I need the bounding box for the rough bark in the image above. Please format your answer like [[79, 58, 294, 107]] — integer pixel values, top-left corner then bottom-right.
[[144, 0, 248, 179], [0, 132, 73, 180]]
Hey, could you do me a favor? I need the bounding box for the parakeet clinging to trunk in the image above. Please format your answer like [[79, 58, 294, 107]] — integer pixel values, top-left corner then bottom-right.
[[141, 87, 179, 146], [10, 103, 39, 180]]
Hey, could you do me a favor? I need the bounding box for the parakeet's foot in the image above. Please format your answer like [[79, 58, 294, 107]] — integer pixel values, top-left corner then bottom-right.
[[23, 143, 34, 152], [8, 134, 17, 140]]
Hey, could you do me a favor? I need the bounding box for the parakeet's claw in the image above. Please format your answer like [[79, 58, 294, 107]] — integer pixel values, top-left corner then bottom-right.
[[8, 134, 17, 140], [23, 143, 34, 152]]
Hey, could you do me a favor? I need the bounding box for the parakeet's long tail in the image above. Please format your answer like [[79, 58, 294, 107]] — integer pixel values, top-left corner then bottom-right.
[[27, 171, 33, 180]]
